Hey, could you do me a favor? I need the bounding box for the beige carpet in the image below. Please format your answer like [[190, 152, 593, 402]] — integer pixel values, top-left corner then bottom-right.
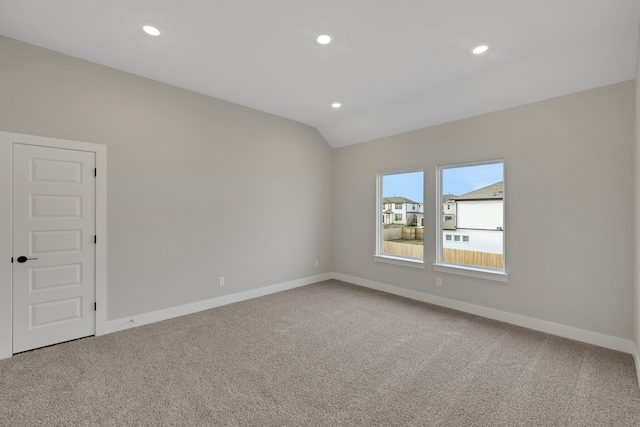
[[1, 280, 639, 426]]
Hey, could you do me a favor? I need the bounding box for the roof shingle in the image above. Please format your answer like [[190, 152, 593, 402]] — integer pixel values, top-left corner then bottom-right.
[[454, 182, 504, 201]]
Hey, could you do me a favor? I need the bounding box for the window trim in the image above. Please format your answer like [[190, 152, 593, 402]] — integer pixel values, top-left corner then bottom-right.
[[435, 159, 507, 281], [433, 262, 508, 282], [375, 168, 425, 267], [375, 254, 426, 269]]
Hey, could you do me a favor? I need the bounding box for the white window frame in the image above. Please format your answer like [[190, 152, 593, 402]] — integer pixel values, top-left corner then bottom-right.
[[375, 168, 425, 269], [434, 159, 508, 282]]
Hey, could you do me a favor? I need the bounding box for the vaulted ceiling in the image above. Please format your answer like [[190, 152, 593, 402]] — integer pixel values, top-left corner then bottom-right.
[[1, 0, 639, 147]]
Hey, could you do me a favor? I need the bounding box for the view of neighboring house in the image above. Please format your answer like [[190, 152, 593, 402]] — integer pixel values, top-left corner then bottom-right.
[[442, 194, 457, 230], [442, 182, 504, 267], [383, 197, 424, 226]]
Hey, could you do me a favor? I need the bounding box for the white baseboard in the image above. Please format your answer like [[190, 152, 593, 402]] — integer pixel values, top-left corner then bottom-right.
[[332, 272, 636, 355], [106, 273, 332, 334], [634, 343, 640, 388]]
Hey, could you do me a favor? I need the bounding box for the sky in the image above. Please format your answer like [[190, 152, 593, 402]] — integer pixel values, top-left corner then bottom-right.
[[382, 171, 423, 203], [382, 163, 503, 202], [442, 163, 503, 196]]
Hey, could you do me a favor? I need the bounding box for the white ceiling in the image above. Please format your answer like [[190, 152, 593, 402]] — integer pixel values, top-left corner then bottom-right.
[[1, 1, 639, 148]]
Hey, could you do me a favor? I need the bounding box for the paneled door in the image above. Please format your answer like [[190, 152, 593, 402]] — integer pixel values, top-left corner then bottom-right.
[[12, 143, 96, 353]]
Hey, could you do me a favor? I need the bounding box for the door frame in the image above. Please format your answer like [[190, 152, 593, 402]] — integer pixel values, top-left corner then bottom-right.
[[0, 131, 107, 359]]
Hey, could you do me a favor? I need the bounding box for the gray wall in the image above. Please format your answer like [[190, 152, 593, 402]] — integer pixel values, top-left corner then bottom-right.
[[333, 81, 635, 340], [0, 36, 334, 320], [1, 34, 636, 343]]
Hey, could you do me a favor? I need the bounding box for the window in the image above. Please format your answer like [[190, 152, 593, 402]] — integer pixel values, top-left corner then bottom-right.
[[376, 169, 424, 268], [436, 160, 506, 280]]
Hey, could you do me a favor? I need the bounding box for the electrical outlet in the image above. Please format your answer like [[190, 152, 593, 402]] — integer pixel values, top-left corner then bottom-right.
[[219, 277, 225, 286], [436, 277, 442, 287]]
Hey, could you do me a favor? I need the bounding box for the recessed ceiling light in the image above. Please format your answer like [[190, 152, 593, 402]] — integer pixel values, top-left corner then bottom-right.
[[142, 24, 162, 36], [331, 102, 342, 109], [471, 44, 489, 55], [316, 33, 333, 45]]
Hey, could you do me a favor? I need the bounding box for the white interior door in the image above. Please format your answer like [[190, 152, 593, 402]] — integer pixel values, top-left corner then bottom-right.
[[12, 143, 96, 353]]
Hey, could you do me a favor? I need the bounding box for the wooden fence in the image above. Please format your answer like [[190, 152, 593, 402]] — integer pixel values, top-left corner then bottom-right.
[[383, 228, 403, 240], [382, 228, 500, 269], [442, 248, 503, 269], [382, 244, 503, 269], [383, 241, 424, 259], [384, 227, 424, 240]]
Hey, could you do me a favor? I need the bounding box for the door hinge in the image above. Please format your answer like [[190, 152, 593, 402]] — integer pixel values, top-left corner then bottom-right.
[[94, 168, 97, 177], [10, 257, 13, 263], [94, 302, 97, 311], [94, 235, 97, 244]]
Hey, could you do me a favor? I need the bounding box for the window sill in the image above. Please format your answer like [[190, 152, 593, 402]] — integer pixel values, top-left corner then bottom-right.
[[373, 255, 425, 270], [374, 255, 425, 269], [433, 263, 508, 282]]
